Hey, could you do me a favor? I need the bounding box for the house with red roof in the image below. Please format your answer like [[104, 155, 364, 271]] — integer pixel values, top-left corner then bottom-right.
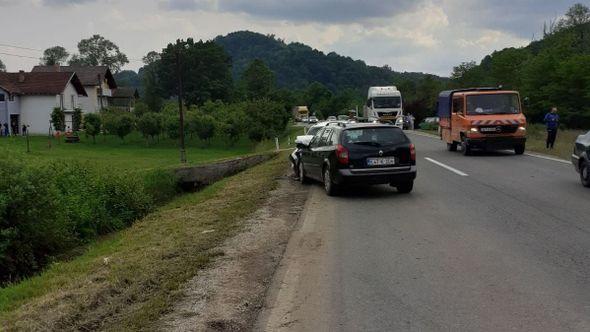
[[0, 70, 87, 134]]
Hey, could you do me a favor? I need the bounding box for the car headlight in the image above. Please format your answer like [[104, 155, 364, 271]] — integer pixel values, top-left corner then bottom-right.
[[470, 127, 479, 132], [518, 126, 526, 131]]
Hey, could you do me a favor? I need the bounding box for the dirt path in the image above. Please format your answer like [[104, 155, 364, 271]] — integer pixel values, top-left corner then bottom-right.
[[157, 173, 310, 331]]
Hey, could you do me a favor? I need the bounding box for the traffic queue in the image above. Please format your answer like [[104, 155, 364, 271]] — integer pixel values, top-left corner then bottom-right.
[[291, 86, 590, 196]]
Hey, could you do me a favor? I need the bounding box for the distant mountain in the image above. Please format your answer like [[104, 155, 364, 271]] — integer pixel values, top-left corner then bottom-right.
[[214, 31, 444, 93]]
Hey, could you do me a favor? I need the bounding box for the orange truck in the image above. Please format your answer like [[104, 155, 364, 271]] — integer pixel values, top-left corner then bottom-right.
[[437, 88, 527, 155]]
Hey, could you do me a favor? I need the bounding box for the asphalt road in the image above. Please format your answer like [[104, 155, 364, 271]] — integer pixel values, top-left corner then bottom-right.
[[256, 132, 590, 332]]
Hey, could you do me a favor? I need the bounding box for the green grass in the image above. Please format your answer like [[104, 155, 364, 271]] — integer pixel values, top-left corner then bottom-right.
[[0, 130, 292, 172], [0, 152, 289, 331], [525, 124, 584, 160]]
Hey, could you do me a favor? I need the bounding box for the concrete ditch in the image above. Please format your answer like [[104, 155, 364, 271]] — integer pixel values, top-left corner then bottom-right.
[[174, 152, 278, 191]]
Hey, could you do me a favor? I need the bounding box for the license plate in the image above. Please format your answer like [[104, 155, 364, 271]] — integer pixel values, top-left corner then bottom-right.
[[367, 157, 396, 166]]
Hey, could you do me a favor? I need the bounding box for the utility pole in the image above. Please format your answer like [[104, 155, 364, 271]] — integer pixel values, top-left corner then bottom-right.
[[176, 45, 187, 163]]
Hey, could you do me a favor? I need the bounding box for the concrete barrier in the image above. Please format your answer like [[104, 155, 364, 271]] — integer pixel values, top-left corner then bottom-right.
[[174, 152, 277, 191]]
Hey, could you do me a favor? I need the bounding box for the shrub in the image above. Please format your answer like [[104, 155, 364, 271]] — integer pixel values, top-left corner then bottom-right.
[[419, 122, 439, 131], [83, 113, 102, 143], [51, 107, 65, 132], [196, 115, 216, 143], [164, 114, 181, 139], [0, 160, 179, 284]]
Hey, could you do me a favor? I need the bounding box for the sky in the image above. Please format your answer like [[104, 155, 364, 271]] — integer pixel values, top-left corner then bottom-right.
[[0, 0, 584, 76]]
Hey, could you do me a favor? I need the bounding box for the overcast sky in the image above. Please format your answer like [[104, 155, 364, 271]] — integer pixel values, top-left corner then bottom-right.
[[0, 0, 583, 76]]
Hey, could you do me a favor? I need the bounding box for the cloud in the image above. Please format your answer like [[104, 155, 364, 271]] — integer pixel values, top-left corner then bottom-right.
[[161, 0, 424, 23], [42, 0, 97, 6]]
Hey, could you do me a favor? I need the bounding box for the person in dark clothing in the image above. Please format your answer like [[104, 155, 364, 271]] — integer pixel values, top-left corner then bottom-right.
[[22, 125, 27, 136], [543, 107, 559, 149], [3, 123, 9, 137]]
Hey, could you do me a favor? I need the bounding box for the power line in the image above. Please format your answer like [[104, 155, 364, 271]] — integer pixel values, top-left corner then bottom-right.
[[0, 43, 43, 52], [0, 52, 39, 60], [0, 42, 144, 63]]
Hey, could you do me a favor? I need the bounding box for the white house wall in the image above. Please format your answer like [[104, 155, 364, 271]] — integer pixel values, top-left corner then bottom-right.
[[20, 95, 56, 134], [79, 80, 113, 113]]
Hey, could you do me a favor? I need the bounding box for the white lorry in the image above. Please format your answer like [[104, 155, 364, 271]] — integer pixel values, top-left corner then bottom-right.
[[363, 86, 404, 128]]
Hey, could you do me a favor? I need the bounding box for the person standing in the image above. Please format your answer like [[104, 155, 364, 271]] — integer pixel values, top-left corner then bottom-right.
[[544, 107, 559, 149]]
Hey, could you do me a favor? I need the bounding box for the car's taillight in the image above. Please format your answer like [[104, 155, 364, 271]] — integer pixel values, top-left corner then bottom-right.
[[336, 144, 349, 165], [410, 144, 416, 162]]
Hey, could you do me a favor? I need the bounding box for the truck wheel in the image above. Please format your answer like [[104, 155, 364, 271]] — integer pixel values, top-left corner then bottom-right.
[[396, 181, 414, 194], [514, 144, 525, 155], [581, 160, 590, 188], [447, 142, 458, 152], [461, 138, 471, 156]]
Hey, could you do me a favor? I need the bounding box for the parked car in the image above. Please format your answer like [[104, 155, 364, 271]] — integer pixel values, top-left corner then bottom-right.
[[572, 130, 590, 187], [298, 123, 417, 196], [327, 116, 337, 121], [309, 116, 319, 123], [291, 122, 343, 177], [338, 115, 350, 121]]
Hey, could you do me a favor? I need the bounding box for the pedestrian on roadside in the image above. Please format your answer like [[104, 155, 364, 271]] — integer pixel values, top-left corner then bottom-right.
[[544, 107, 559, 149], [22, 124, 27, 136], [3, 123, 9, 137]]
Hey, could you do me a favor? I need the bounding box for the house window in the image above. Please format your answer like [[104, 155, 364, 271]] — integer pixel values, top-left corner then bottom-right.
[[0, 94, 4, 102], [71, 95, 76, 109]]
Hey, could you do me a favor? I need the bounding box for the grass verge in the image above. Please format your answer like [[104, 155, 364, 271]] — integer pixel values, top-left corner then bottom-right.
[[0, 153, 288, 331]]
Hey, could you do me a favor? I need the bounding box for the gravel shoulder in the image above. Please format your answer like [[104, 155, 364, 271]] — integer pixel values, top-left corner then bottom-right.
[[158, 173, 310, 331]]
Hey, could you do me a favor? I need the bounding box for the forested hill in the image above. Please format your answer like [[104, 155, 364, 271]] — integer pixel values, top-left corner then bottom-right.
[[214, 31, 442, 92], [451, 12, 590, 128]]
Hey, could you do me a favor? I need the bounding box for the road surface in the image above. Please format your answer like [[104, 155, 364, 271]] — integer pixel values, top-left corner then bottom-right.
[[256, 132, 590, 332]]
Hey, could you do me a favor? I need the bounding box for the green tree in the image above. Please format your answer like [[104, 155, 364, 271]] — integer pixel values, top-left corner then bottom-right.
[[83, 113, 102, 143], [137, 112, 163, 142], [41, 46, 69, 66], [240, 59, 275, 100], [304, 82, 332, 117], [158, 39, 233, 106], [72, 108, 82, 132], [51, 107, 65, 131], [132, 101, 150, 118], [560, 3, 590, 28], [142, 51, 163, 113], [196, 114, 216, 143], [0, 58, 6, 72], [103, 111, 134, 140], [69, 34, 129, 73]]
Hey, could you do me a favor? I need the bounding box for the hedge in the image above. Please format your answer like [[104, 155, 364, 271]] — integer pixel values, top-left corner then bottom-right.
[[0, 160, 179, 284]]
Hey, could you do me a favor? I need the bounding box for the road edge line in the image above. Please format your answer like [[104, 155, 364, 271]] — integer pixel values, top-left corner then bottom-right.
[[424, 157, 469, 177], [524, 152, 570, 164]]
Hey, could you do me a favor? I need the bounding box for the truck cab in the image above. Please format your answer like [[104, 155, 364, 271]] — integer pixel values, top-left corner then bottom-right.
[[364, 86, 404, 128], [438, 88, 527, 155]]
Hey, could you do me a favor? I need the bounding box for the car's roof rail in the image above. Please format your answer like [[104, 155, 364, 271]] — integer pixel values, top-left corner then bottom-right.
[[324, 121, 347, 128]]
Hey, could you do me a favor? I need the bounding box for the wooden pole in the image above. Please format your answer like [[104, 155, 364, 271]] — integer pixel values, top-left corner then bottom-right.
[[176, 46, 187, 164]]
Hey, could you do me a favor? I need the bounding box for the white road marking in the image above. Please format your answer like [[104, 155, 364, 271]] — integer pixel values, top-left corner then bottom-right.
[[524, 153, 570, 164], [425, 157, 469, 177]]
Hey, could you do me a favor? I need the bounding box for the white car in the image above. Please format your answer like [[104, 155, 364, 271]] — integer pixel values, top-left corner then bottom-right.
[[309, 116, 319, 123]]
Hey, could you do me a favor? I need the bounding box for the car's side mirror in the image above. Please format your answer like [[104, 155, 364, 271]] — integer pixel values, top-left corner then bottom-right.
[[297, 142, 310, 149]]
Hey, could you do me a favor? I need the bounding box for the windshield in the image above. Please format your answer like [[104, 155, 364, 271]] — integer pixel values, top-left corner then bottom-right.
[[342, 127, 407, 147], [466, 94, 521, 115], [307, 126, 322, 136], [373, 97, 402, 109]]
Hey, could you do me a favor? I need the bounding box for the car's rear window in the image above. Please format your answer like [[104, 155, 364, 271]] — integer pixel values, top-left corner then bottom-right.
[[342, 127, 407, 147], [306, 126, 321, 136]]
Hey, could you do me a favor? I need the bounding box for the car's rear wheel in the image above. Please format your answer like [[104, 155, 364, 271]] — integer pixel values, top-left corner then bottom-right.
[[580, 160, 590, 188], [447, 142, 458, 152], [323, 167, 338, 196], [396, 181, 414, 194], [299, 163, 310, 184], [514, 144, 525, 155]]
